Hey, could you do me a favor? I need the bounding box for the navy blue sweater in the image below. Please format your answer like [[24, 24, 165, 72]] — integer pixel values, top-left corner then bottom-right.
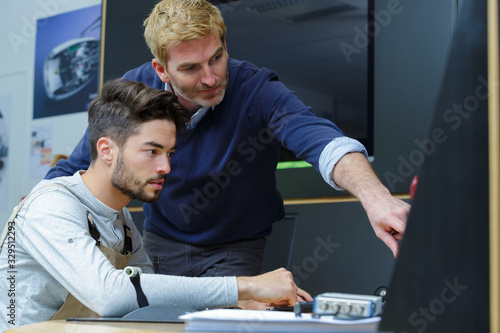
[[46, 58, 345, 244]]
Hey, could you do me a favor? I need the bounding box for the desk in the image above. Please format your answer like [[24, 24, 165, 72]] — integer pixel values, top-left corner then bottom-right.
[[4, 320, 186, 333]]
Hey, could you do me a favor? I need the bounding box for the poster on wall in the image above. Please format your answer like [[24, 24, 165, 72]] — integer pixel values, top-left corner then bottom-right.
[[29, 125, 54, 179], [33, 4, 102, 119], [0, 96, 10, 210]]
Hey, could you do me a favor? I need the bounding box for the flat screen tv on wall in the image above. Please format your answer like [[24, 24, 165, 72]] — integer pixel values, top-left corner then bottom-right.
[[217, 0, 374, 198]]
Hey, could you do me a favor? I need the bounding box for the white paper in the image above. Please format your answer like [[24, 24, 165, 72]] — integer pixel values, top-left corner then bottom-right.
[[29, 125, 53, 179], [181, 309, 381, 332]]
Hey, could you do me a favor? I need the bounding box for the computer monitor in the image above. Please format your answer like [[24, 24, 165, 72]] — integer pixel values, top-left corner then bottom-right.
[[379, 0, 490, 331], [220, 0, 374, 199]]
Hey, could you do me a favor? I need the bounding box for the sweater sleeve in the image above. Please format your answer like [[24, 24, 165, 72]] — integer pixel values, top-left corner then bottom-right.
[[17, 190, 238, 317], [256, 77, 347, 171]]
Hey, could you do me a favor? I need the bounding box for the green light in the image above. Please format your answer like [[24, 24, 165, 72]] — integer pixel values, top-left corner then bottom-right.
[[276, 160, 312, 170]]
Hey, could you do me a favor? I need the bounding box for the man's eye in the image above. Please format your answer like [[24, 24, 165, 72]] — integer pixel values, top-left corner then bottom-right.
[[167, 151, 175, 158], [147, 150, 158, 155]]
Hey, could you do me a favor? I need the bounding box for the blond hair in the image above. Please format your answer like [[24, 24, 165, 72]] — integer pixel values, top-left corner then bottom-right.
[[144, 0, 226, 67]]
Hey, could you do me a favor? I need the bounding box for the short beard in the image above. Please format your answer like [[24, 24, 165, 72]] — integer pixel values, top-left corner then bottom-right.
[[170, 68, 229, 108], [111, 154, 164, 203]]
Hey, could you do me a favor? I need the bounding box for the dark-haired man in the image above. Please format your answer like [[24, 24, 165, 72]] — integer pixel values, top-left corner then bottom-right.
[[0, 79, 310, 331]]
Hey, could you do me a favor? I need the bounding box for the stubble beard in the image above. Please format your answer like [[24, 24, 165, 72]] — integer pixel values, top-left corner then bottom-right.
[[111, 154, 163, 203], [170, 69, 229, 108]]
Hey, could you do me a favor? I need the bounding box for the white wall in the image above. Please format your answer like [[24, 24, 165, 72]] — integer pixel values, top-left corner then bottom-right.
[[0, 0, 101, 225]]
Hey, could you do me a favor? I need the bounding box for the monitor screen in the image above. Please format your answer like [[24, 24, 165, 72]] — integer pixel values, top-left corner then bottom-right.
[[220, 0, 374, 169]]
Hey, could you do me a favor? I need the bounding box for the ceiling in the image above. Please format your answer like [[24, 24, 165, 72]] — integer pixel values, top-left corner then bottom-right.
[[217, 0, 370, 109]]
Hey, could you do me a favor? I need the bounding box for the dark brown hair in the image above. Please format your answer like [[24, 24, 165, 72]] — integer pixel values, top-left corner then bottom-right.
[[88, 79, 189, 163]]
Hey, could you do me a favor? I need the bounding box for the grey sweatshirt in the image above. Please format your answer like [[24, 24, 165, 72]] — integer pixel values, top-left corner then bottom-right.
[[0, 172, 238, 331]]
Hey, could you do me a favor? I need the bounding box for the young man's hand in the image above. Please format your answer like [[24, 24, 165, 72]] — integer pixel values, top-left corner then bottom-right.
[[236, 268, 313, 307]]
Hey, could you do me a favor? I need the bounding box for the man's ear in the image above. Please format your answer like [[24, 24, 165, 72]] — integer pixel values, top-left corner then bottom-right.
[[96, 137, 114, 165], [152, 58, 170, 83]]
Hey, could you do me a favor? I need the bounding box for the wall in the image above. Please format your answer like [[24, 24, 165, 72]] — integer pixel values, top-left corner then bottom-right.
[[0, 0, 101, 224]]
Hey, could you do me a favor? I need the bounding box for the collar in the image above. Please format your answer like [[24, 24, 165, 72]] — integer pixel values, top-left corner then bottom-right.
[[164, 83, 213, 129]]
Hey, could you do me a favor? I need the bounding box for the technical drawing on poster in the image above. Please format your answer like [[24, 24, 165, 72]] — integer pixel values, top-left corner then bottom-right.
[[33, 4, 102, 119]]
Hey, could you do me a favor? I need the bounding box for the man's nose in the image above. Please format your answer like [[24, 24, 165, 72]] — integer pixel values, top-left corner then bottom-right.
[[200, 65, 216, 87], [156, 155, 171, 175]]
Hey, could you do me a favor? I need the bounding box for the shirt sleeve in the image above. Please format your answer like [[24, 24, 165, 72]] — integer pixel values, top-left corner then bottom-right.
[[318, 137, 368, 190], [16, 189, 238, 317]]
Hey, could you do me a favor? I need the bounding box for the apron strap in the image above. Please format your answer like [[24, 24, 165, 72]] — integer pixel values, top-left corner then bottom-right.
[[86, 211, 134, 255], [86, 212, 102, 246], [123, 224, 133, 254]]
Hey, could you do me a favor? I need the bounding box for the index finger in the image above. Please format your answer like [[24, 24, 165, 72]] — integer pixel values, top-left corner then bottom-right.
[[378, 229, 400, 258]]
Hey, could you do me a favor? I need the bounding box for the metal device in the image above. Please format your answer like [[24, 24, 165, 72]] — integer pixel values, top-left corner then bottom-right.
[[313, 292, 383, 318]]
